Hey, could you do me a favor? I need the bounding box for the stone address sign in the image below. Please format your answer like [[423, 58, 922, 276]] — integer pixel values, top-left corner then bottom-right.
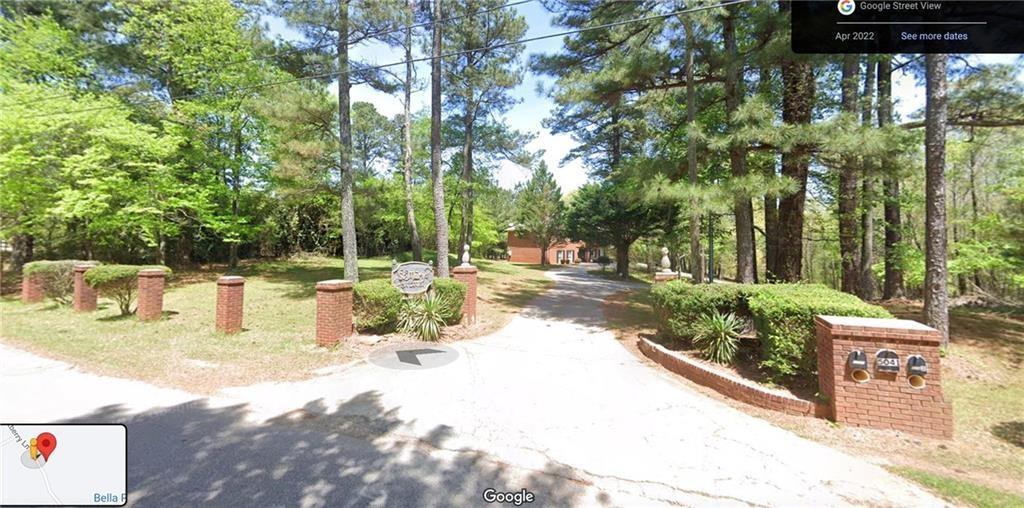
[[391, 261, 434, 295]]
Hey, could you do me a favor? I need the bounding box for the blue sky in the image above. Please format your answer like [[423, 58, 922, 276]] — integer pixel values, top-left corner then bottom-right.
[[265, 4, 1020, 193]]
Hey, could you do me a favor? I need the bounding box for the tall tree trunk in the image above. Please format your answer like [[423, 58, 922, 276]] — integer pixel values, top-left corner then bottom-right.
[[723, 7, 755, 283], [967, 127, 981, 289], [839, 55, 861, 295], [338, 0, 359, 282], [761, 63, 779, 282], [924, 53, 949, 345], [431, 0, 450, 278], [859, 57, 877, 299], [615, 241, 630, 277], [11, 234, 33, 272], [403, 0, 422, 261], [459, 103, 475, 260], [879, 55, 904, 299], [685, 20, 704, 283], [775, 3, 814, 282], [229, 127, 242, 270]]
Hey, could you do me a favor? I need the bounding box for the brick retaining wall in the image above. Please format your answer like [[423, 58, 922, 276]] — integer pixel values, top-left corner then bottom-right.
[[638, 337, 827, 417]]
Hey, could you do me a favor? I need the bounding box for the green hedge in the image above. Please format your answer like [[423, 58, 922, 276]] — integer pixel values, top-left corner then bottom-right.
[[651, 281, 892, 380], [353, 277, 467, 333], [651, 283, 747, 339], [84, 264, 171, 315], [23, 260, 97, 305], [432, 278, 467, 325], [353, 279, 403, 333], [747, 285, 891, 379]]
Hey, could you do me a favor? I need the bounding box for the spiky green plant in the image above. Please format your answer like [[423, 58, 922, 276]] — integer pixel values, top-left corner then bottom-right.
[[692, 311, 743, 364], [398, 294, 447, 342]]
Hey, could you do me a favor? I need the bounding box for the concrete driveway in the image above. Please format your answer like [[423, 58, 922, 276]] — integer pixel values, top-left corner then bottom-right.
[[0, 266, 945, 507]]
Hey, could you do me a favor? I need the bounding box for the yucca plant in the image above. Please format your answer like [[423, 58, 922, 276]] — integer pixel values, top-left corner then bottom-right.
[[692, 311, 743, 364], [398, 294, 447, 341]]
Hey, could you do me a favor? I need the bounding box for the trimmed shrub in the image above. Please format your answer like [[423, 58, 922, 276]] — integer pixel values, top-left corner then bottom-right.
[[432, 278, 466, 325], [353, 279, 403, 333], [651, 282, 892, 379], [747, 284, 892, 379], [84, 264, 171, 315], [23, 260, 95, 305], [693, 311, 743, 364], [596, 255, 612, 271], [650, 281, 747, 339]]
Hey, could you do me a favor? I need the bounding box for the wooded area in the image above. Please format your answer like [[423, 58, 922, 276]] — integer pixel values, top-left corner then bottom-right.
[[2, 0, 1023, 341]]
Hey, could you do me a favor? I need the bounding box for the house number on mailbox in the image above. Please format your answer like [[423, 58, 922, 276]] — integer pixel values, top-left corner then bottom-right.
[[876, 349, 900, 373]]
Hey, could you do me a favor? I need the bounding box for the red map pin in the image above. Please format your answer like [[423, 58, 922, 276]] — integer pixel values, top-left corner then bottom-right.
[[36, 432, 57, 461]]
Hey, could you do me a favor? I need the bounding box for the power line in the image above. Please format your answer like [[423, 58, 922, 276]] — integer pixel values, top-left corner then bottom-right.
[[2, 0, 538, 110], [15, 0, 750, 120]]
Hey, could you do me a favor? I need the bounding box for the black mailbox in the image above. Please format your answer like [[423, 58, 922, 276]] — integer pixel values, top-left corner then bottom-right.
[[875, 349, 900, 373], [847, 350, 869, 383], [907, 355, 928, 389]]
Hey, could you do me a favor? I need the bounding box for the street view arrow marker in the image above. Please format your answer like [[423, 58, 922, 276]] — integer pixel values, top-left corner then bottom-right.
[[395, 348, 445, 366]]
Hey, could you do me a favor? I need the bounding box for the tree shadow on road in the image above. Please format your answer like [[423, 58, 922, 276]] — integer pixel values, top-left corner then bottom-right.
[[63, 391, 595, 507]]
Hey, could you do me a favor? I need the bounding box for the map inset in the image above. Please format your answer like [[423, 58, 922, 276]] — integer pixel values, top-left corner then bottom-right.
[[0, 424, 126, 506]]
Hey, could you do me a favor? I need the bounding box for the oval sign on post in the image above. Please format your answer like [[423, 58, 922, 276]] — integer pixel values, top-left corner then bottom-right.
[[391, 261, 434, 295]]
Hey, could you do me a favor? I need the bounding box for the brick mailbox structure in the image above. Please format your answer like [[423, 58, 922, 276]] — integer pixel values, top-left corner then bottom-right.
[[21, 273, 44, 303], [73, 264, 98, 312], [216, 276, 245, 334], [137, 269, 167, 321], [451, 265, 478, 324], [816, 315, 953, 439], [315, 279, 353, 347]]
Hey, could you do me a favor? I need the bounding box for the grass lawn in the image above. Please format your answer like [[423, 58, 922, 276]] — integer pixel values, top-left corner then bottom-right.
[[0, 255, 553, 393], [603, 288, 1024, 503], [888, 466, 1024, 508]]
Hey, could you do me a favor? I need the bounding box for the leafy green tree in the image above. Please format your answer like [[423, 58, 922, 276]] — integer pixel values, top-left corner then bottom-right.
[[514, 162, 564, 266], [442, 0, 527, 260], [566, 180, 676, 277]]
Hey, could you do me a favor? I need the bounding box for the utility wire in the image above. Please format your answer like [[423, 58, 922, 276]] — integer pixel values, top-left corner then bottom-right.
[[2, 0, 538, 110], [14, 0, 750, 120]]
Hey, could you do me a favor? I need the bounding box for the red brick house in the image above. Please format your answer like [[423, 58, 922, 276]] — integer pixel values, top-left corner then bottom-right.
[[505, 226, 603, 264]]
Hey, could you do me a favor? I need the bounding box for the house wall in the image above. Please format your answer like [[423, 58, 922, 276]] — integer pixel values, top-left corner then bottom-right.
[[507, 232, 588, 264]]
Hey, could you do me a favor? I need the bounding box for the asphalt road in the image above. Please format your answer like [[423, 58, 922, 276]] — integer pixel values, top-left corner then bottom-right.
[[0, 266, 945, 507]]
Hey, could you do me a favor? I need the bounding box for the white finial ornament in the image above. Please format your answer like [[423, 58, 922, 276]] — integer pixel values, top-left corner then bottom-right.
[[461, 244, 471, 266], [660, 247, 671, 272]]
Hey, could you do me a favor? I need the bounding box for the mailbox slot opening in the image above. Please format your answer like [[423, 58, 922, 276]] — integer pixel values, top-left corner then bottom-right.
[[908, 374, 926, 389], [847, 350, 869, 383]]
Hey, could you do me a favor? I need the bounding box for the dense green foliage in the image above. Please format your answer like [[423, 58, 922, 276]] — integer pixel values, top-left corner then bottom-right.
[[651, 282, 891, 379], [514, 162, 564, 266], [22, 260, 93, 305], [353, 279, 403, 333], [352, 277, 464, 332], [692, 311, 743, 365], [432, 278, 467, 325], [746, 284, 892, 378], [398, 294, 447, 342], [84, 264, 171, 315]]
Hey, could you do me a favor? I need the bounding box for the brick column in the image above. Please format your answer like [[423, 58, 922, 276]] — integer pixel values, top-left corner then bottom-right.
[[815, 315, 953, 439], [73, 264, 98, 312], [216, 276, 245, 334], [137, 269, 166, 322], [21, 274, 44, 303], [315, 279, 353, 347], [451, 265, 478, 324], [653, 273, 678, 284]]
